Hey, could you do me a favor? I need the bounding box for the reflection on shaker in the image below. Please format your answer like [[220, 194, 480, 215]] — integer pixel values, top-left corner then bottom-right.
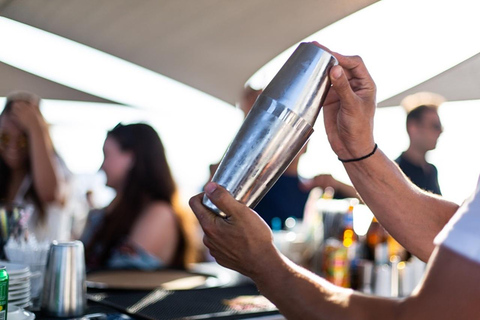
[[203, 42, 337, 216]]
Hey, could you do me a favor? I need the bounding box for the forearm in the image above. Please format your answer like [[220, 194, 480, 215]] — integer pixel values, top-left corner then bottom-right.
[[251, 245, 480, 320], [28, 124, 62, 203], [342, 147, 458, 261], [252, 253, 400, 320]]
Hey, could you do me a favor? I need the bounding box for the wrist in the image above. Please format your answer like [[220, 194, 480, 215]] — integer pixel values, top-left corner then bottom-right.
[[252, 252, 304, 306], [338, 143, 377, 163], [248, 246, 286, 284], [336, 137, 376, 159]]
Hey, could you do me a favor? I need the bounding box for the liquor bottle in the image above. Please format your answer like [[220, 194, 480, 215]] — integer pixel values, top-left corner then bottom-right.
[[322, 204, 359, 288], [322, 238, 349, 287], [342, 204, 360, 289], [342, 205, 356, 250], [387, 233, 408, 261], [366, 216, 388, 263]]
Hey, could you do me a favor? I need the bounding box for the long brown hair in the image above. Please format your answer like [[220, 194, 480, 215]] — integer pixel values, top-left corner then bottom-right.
[[85, 123, 199, 268], [0, 100, 46, 221]]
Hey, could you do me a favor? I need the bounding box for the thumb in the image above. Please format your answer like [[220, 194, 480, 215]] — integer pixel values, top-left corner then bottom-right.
[[329, 65, 356, 106], [205, 182, 246, 219]]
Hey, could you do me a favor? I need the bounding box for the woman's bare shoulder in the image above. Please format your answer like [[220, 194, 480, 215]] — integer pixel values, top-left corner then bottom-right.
[[130, 200, 180, 261], [136, 201, 177, 228]]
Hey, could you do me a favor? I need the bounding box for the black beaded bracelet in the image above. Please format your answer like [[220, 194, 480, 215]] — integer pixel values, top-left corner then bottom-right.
[[338, 143, 378, 163]]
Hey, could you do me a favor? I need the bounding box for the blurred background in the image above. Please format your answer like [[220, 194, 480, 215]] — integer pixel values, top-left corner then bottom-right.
[[1, 0, 479, 207]]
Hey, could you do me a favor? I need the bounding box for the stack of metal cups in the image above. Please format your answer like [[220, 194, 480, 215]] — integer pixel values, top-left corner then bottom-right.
[[203, 42, 338, 216]]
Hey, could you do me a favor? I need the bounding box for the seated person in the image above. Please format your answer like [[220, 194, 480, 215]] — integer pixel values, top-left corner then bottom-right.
[[81, 123, 199, 271], [0, 91, 71, 243]]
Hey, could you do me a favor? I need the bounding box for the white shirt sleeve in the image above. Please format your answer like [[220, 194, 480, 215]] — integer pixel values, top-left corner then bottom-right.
[[434, 178, 480, 264]]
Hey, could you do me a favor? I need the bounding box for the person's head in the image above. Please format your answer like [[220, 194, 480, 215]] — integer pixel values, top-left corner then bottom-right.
[[88, 123, 199, 268], [236, 84, 263, 118], [101, 123, 175, 201], [406, 105, 443, 152], [0, 91, 41, 171]]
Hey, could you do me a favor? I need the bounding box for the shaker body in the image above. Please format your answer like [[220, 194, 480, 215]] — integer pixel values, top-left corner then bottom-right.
[[203, 43, 337, 216]]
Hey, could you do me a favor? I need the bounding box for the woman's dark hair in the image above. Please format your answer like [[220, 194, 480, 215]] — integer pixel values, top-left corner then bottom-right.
[[0, 101, 45, 221], [85, 123, 197, 269]]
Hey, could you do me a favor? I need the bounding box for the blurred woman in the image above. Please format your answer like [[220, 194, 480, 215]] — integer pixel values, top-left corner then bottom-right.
[[0, 91, 71, 243], [81, 123, 199, 271]]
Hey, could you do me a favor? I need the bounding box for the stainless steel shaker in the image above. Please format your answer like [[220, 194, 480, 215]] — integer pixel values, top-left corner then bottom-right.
[[41, 240, 86, 317], [203, 42, 337, 216]]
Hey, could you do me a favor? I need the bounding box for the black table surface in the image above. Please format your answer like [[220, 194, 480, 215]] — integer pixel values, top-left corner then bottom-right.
[[35, 285, 282, 320], [33, 263, 284, 320]]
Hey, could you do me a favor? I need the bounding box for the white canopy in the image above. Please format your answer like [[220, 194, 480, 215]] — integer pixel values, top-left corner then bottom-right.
[[0, 0, 378, 105], [0, 0, 478, 108]]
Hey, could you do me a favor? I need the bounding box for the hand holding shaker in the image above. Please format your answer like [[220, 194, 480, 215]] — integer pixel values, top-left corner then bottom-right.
[[41, 241, 86, 317], [203, 42, 337, 216]]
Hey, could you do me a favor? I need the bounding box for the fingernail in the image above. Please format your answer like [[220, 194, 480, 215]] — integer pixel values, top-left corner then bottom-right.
[[205, 182, 218, 195], [331, 66, 342, 79]]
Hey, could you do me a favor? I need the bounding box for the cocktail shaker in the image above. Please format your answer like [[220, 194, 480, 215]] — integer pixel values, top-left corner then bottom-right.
[[41, 241, 86, 317], [203, 42, 337, 216]]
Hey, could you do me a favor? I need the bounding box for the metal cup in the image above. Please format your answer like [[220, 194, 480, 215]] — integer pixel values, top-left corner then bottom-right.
[[41, 240, 86, 317], [203, 42, 337, 216]]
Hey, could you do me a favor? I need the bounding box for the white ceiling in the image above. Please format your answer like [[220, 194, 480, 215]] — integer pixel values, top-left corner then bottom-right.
[[0, 0, 378, 105]]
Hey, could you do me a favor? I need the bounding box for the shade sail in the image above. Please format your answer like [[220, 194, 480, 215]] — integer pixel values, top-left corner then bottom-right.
[[0, 0, 377, 105]]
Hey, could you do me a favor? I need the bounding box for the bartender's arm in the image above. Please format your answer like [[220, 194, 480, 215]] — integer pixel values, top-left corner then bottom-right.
[[190, 184, 480, 319], [318, 44, 458, 261]]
